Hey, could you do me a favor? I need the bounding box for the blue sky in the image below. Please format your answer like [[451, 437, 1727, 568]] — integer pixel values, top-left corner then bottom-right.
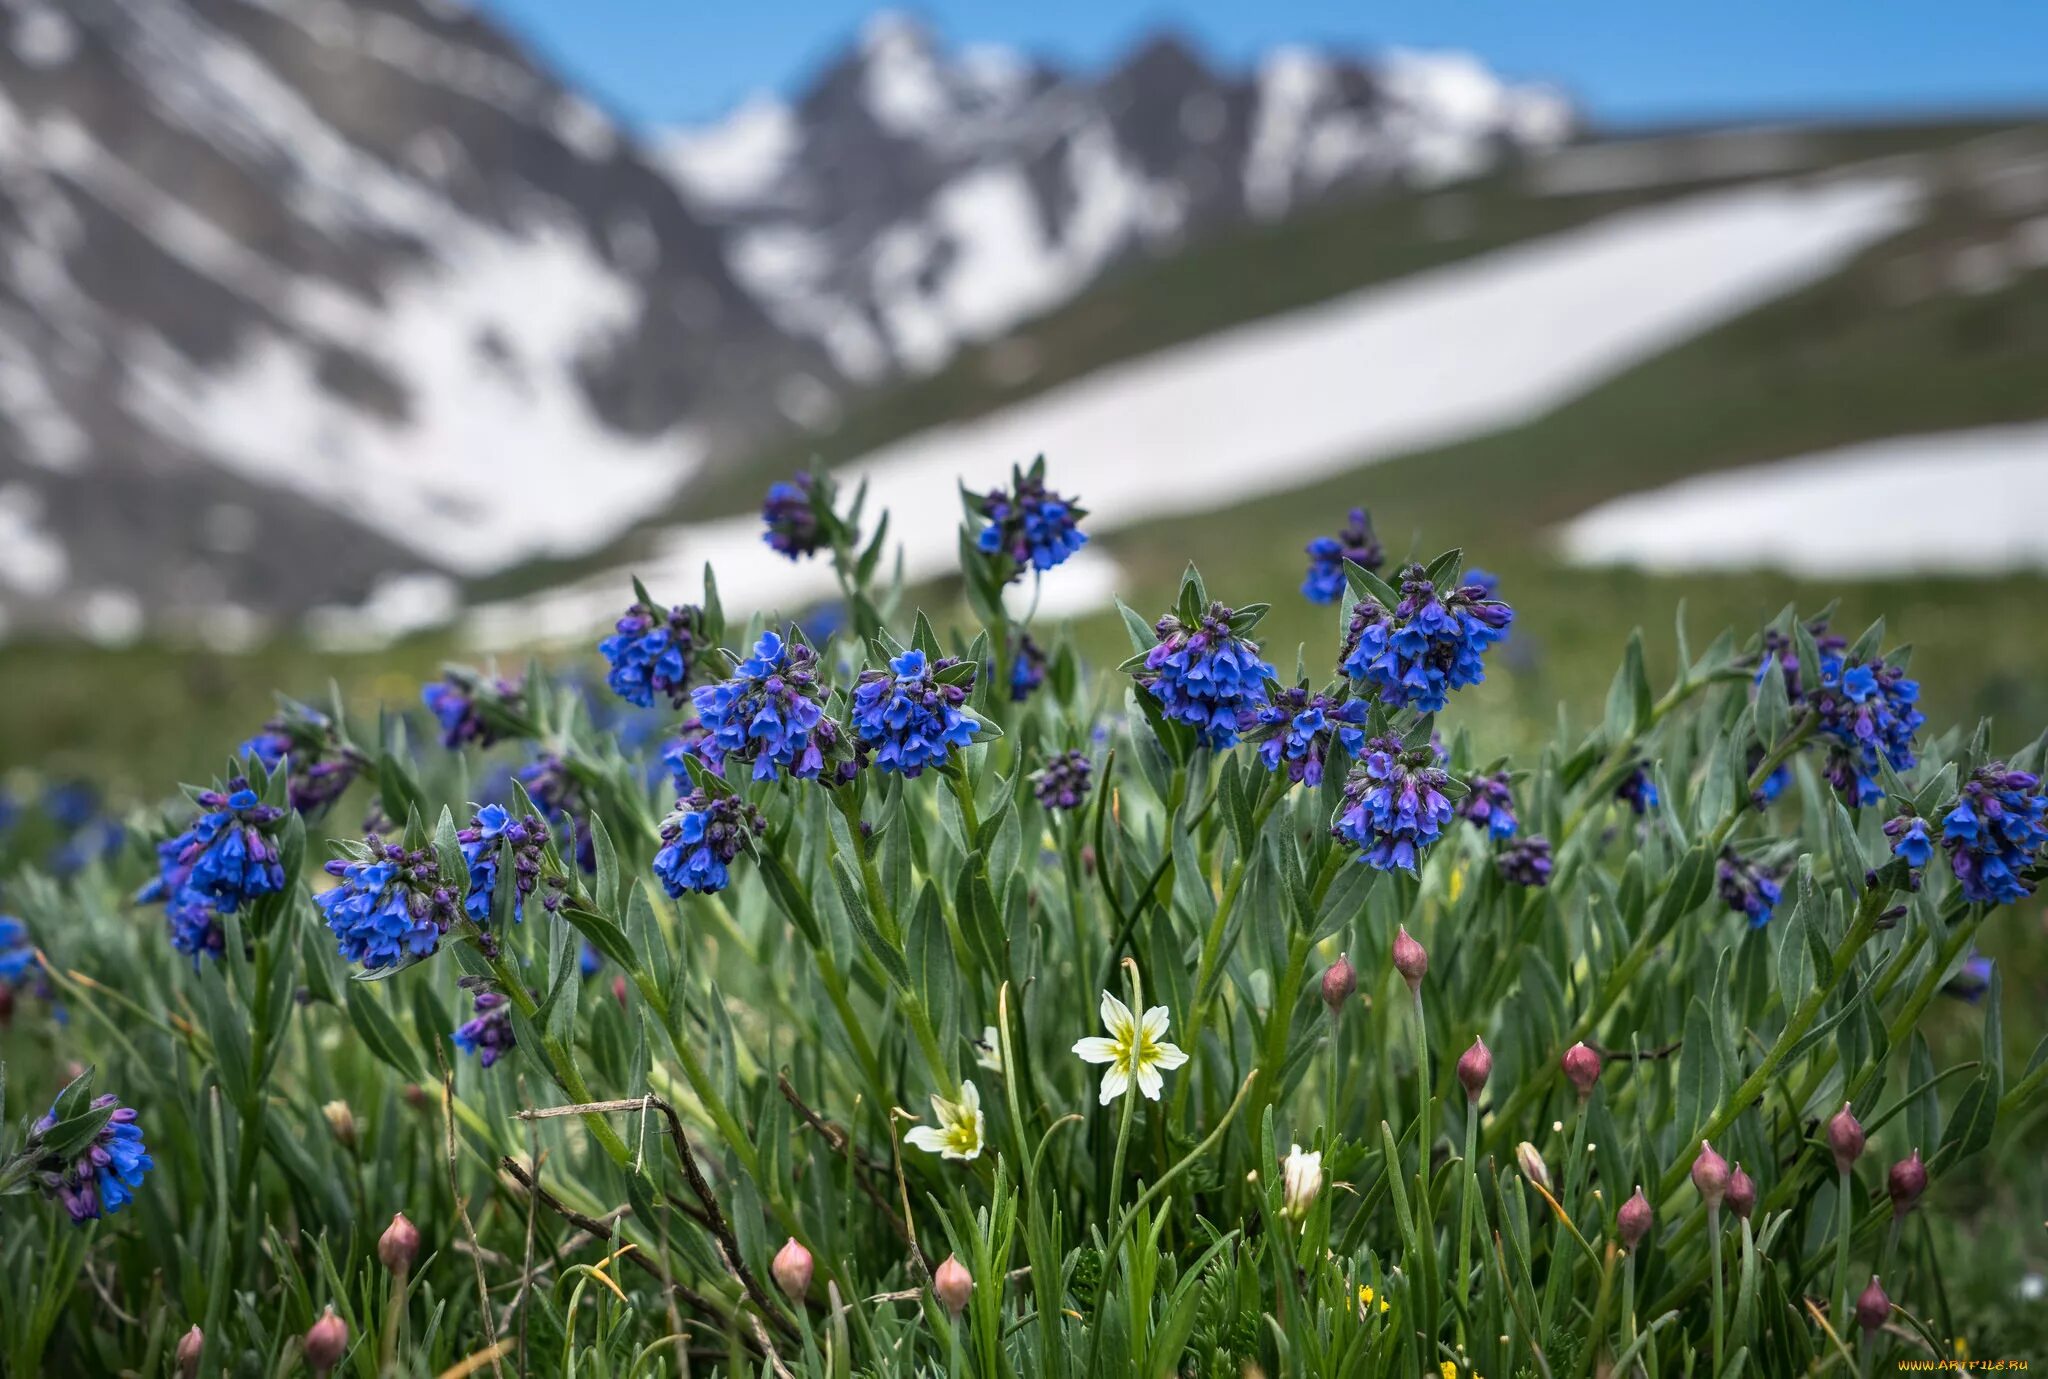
[[485, 0, 2046, 131]]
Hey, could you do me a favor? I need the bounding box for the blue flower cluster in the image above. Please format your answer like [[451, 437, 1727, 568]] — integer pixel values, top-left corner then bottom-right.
[[1339, 564, 1513, 713], [1331, 736, 1455, 872], [143, 783, 287, 930], [1498, 835, 1554, 888], [317, 841, 461, 972], [1135, 603, 1275, 749], [1616, 764, 1660, 816], [852, 649, 978, 777], [663, 720, 711, 794], [515, 754, 595, 874], [1807, 655, 1924, 806], [974, 470, 1087, 580], [459, 805, 551, 924], [165, 895, 225, 967], [600, 600, 704, 709], [0, 915, 37, 987], [1456, 771, 1519, 839], [453, 990, 516, 1068], [31, 1094, 152, 1223], [692, 632, 839, 782], [239, 703, 364, 816], [1241, 688, 1369, 787], [1010, 633, 1046, 703], [1886, 813, 1934, 869], [1716, 849, 1782, 927], [762, 473, 826, 560], [653, 791, 764, 896], [1941, 764, 2048, 905], [1300, 507, 1384, 604], [1942, 950, 1994, 1003], [1033, 750, 1093, 812], [422, 674, 521, 751]]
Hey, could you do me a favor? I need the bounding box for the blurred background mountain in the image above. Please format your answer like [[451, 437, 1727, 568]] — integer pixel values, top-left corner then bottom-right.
[[0, 0, 2046, 788]]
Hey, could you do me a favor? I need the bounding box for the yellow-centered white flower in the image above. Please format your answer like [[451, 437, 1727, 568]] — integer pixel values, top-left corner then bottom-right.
[[1281, 1143, 1324, 1220], [904, 1081, 985, 1161], [1072, 991, 1189, 1105]]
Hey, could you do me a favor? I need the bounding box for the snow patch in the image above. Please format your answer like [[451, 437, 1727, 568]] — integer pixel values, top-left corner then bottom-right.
[[1557, 424, 2048, 577], [654, 94, 799, 208], [0, 484, 67, 595], [12, 6, 76, 68], [306, 572, 460, 650], [861, 12, 952, 136]]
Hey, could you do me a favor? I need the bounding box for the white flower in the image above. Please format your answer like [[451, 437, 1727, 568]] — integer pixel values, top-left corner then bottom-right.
[[1281, 1143, 1324, 1221], [1072, 990, 1189, 1105], [973, 1026, 1004, 1074], [903, 1081, 985, 1161]]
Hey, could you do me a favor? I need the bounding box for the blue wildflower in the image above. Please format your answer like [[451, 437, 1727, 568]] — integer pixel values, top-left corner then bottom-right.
[[316, 841, 460, 972], [1033, 750, 1093, 812], [165, 895, 225, 967], [453, 990, 516, 1068], [1010, 633, 1047, 703], [852, 648, 978, 777], [1300, 507, 1384, 604], [1331, 736, 1455, 873], [1463, 568, 1501, 598], [974, 464, 1087, 581], [1885, 813, 1934, 869], [1808, 654, 1924, 806], [1457, 771, 1519, 839], [1134, 602, 1275, 749], [599, 599, 704, 709], [1940, 764, 2048, 905], [1616, 764, 1659, 816], [43, 783, 97, 831], [422, 673, 523, 751], [1717, 849, 1782, 928], [663, 719, 712, 794], [1499, 835, 1553, 887], [691, 631, 843, 783], [1942, 951, 1994, 1003], [1241, 687, 1369, 787], [239, 702, 365, 815], [31, 1093, 152, 1223], [1754, 620, 1847, 695], [146, 781, 286, 915], [459, 805, 551, 925], [653, 791, 763, 897], [0, 915, 35, 985], [515, 755, 594, 874], [580, 942, 603, 978], [762, 473, 827, 560], [1339, 564, 1513, 713]]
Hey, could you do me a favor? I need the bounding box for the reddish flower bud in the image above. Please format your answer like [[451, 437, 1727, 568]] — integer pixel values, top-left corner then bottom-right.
[[177, 1325, 204, 1379], [773, 1237, 814, 1301], [1727, 1163, 1757, 1220], [1692, 1140, 1729, 1210], [1827, 1102, 1866, 1174], [1456, 1037, 1492, 1102], [1515, 1141, 1551, 1193], [1561, 1042, 1601, 1099], [1391, 927, 1428, 993], [612, 974, 629, 1008], [304, 1307, 349, 1375], [378, 1212, 420, 1275], [1855, 1275, 1891, 1334], [402, 1083, 431, 1112], [932, 1253, 973, 1317], [1321, 954, 1357, 1013], [1887, 1149, 1927, 1217], [1617, 1185, 1653, 1250]]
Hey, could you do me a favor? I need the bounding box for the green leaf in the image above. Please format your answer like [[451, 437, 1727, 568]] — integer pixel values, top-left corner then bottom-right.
[[563, 905, 638, 977], [344, 981, 422, 1082], [1933, 1074, 1997, 1168], [589, 810, 621, 919], [832, 856, 909, 989], [1755, 659, 1789, 749]]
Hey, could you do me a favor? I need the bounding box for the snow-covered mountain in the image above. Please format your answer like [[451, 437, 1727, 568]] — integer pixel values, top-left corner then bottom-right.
[[0, 0, 1570, 639], [657, 15, 1573, 380]]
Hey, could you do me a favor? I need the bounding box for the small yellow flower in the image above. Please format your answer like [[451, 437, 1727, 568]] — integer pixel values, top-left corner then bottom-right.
[[1441, 1364, 1458, 1379], [1357, 1284, 1389, 1315], [904, 1081, 985, 1161], [1448, 866, 1467, 905], [1073, 990, 1188, 1104]]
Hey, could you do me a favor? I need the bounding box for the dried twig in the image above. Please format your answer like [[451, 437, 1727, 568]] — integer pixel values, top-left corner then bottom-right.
[[437, 1044, 506, 1379]]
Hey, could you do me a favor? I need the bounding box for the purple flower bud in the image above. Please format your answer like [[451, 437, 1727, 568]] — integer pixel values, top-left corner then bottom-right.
[[1457, 1037, 1492, 1101], [1855, 1275, 1891, 1334], [1692, 1141, 1730, 1210], [1515, 1141, 1551, 1193], [933, 1253, 973, 1317], [177, 1326, 204, 1379], [773, 1237, 815, 1301], [1827, 1102, 1865, 1174], [1727, 1163, 1757, 1220], [379, 1212, 420, 1275], [1321, 954, 1357, 1013], [304, 1307, 349, 1375], [1561, 1042, 1601, 1099], [1391, 926, 1428, 993], [1617, 1185, 1653, 1250], [1887, 1149, 1927, 1217]]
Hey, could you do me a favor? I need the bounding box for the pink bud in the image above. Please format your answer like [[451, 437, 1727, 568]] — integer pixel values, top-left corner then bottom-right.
[[932, 1253, 973, 1317], [1561, 1042, 1601, 1099], [1456, 1037, 1492, 1102], [304, 1307, 349, 1375], [1727, 1163, 1757, 1221], [1391, 927, 1428, 993], [177, 1325, 204, 1379], [1827, 1102, 1865, 1174], [1617, 1185, 1653, 1250], [1692, 1141, 1729, 1210], [772, 1237, 814, 1301], [612, 974, 629, 1008], [1887, 1149, 1926, 1217], [379, 1212, 420, 1275], [1321, 954, 1357, 1013], [1855, 1275, 1891, 1334]]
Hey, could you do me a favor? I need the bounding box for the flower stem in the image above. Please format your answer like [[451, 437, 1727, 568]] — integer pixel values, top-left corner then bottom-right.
[[1708, 1202, 1725, 1375], [1832, 1166, 1854, 1340]]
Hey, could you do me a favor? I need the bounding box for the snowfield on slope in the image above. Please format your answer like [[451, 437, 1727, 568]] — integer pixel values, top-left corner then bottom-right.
[[1557, 423, 2048, 577], [462, 177, 1919, 647]]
